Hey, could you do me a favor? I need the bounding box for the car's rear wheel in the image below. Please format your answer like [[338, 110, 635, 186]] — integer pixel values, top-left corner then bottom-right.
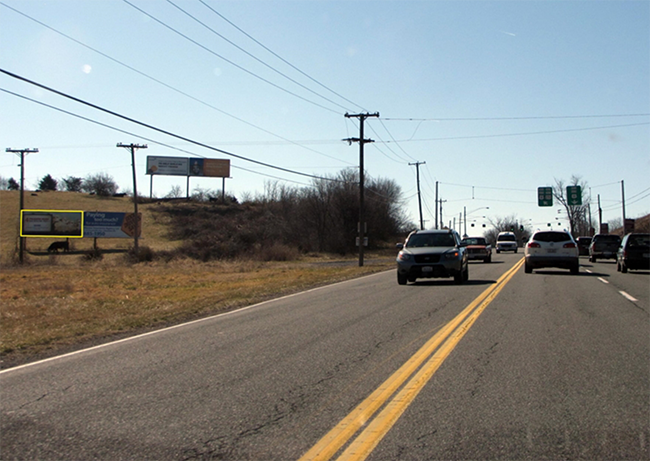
[[397, 272, 408, 285], [524, 262, 532, 274], [484, 255, 491, 263], [621, 263, 628, 274], [570, 262, 579, 274]]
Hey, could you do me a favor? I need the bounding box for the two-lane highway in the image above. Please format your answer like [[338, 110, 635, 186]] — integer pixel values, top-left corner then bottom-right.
[[1, 254, 648, 460]]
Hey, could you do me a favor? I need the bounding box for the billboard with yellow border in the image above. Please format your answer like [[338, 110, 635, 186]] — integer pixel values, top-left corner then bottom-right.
[[20, 210, 84, 238]]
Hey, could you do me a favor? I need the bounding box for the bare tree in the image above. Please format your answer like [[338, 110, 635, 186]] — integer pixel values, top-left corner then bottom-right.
[[485, 215, 531, 246], [81, 172, 119, 196], [553, 175, 591, 238]]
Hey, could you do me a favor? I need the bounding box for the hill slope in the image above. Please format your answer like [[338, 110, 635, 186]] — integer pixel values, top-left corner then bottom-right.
[[0, 191, 177, 264]]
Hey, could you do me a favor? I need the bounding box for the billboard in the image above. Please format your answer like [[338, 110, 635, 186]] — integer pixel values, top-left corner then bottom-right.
[[146, 156, 189, 176], [84, 212, 142, 238], [189, 158, 230, 177], [21, 210, 84, 238], [147, 156, 230, 178]]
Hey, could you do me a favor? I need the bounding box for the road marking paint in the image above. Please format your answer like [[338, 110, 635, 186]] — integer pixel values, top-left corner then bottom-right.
[[299, 258, 525, 461], [620, 291, 638, 302], [597, 277, 609, 284]]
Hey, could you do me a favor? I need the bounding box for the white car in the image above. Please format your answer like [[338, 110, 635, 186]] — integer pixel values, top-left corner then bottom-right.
[[524, 230, 579, 274]]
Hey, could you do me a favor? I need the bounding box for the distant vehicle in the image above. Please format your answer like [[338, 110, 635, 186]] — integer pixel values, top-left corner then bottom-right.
[[396, 229, 469, 285], [496, 232, 517, 253], [616, 233, 650, 273], [524, 230, 579, 274], [576, 236, 592, 256], [460, 236, 492, 263], [589, 234, 621, 262]]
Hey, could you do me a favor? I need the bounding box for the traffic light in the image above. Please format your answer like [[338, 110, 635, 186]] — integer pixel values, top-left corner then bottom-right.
[[520, 225, 524, 232]]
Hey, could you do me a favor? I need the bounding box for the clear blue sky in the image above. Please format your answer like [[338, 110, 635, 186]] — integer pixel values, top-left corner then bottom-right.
[[1, 0, 648, 234]]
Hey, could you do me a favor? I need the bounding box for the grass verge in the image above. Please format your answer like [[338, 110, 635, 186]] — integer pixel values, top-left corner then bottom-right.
[[0, 255, 393, 369]]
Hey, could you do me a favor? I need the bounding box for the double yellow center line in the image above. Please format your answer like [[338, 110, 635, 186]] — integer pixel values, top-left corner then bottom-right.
[[299, 258, 525, 461]]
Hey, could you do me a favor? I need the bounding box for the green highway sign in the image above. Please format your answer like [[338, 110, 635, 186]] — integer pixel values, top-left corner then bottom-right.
[[567, 185, 582, 206], [538, 187, 553, 207]]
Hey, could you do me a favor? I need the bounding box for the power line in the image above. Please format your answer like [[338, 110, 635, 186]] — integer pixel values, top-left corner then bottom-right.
[[376, 122, 650, 143], [0, 70, 348, 183], [121, 0, 341, 115], [165, 0, 352, 113], [0, 1, 353, 166], [198, 0, 365, 112], [381, 114, 650, 121]]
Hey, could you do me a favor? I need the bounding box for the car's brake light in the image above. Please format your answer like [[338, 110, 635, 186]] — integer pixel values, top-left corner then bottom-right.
[[563, 243, 576, 248], [527, 242, 541, 248]]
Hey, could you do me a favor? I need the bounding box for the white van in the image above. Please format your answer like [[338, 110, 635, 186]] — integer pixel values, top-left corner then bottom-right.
[[496, 232, 518, 253]]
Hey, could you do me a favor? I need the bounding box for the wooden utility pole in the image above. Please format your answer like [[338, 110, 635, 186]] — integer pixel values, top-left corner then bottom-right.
[[409, 161, 426, 230], [117, 143, 147, 255], [435, 181, 439, 229], [6, 147, 38, 263], [344, 112, 379, 267]]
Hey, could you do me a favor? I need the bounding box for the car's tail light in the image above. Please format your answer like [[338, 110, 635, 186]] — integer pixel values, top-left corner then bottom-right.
[[527, 242, 541, 248], [563, 243, 576, 248]]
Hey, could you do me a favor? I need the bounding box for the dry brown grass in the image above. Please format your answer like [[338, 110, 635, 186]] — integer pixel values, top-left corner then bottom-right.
[[0, 190, 395, 368], [0, 257, 392, 368]]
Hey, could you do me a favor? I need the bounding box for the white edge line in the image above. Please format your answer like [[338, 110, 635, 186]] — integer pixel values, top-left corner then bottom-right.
[[620, 291, 638, 302], [1, 269, 391, 375]]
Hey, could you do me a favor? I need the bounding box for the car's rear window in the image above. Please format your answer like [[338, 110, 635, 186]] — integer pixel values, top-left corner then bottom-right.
[[533, 232, 572, 243], [498, 235, 516, 242], [595, 235, 621, 243], [462, 238, 487, 245], [628, 235, 650, 247], [407, 233, 456, 248]]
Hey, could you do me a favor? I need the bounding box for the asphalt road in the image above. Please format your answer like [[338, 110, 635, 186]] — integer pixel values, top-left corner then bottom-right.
[[1, 254, 648, 460]]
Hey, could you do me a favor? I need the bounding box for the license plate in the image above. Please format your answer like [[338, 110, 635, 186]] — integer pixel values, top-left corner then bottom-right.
[[422, 266, 433, 273], [547, 249, 557, 254]]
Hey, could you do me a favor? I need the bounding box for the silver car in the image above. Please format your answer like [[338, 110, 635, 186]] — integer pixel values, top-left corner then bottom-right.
[[524, 230, 579, 274], [396, 229, 469, 285]]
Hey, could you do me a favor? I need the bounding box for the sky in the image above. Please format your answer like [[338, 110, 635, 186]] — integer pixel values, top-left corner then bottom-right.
[[1, 0, 649, 235]]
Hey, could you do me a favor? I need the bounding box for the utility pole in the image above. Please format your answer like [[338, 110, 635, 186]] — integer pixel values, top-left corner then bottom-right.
[[439, 199, 447, 229], [117, 143, 147, 255], [409, 161, 426, 230], [344, 112, 379, 267], [463, 206, 467, 237], [6, 147, 38, 263], [621, 180, 626, 227], [434, 181, 439, 229], [598, 194, 602, 232]]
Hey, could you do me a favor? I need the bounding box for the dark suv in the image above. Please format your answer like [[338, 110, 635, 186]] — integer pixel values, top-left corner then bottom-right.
[[396, 229, 469, 285], [616, 233, 650, 272], [589, 234, 621, 262]]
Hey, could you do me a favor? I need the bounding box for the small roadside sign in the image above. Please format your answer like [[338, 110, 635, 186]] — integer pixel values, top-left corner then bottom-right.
[[538, 187, 553, 207]]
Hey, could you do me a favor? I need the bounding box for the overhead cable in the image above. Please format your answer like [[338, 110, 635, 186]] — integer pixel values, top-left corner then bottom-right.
[[122, 0, 341, 114], [166, 0, 352, 112], [0, 1, 352, 165], [198, 0, 366, 112], [0, 69, 347, 183]]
